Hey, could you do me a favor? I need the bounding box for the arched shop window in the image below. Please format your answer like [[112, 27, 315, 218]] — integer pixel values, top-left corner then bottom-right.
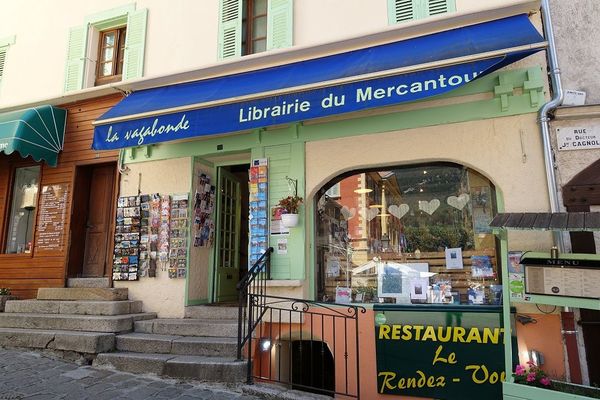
[[315, 163, 500, 306]]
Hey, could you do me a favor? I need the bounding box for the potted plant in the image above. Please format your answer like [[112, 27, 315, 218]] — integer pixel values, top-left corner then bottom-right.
[[504, 361, 600, 399], [0, 288, 16, 312], [278, 195, 303, 227]]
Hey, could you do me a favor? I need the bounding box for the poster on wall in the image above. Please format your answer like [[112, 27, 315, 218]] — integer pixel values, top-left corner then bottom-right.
[[270, 206, 289, 235], [248, 158, 269, 267], [37, 184, 68, 251], [508, 251, 524, 299], [113, 196, 141, 281]]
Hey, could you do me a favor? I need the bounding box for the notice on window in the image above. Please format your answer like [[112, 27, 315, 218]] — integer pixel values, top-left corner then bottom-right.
[[36, 184, 68, 251]]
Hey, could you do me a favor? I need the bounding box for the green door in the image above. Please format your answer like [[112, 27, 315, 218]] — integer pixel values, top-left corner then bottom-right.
[[214, 167, 242, 302]]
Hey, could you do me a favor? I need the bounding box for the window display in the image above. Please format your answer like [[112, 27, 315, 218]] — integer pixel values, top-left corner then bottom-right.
[[316, 163, 498, 305], [4, 166, 41, 254]]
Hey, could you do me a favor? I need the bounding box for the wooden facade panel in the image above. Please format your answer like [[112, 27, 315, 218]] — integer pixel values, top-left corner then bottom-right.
[[0, 267, 64, 279], [0, 94, 121, 298]]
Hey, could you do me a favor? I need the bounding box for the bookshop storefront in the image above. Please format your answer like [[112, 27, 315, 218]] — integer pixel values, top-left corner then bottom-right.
[[91, 7, 566, 398]]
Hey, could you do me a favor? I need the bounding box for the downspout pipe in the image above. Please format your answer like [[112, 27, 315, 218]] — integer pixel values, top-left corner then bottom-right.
[[539, 0, 565, 251]]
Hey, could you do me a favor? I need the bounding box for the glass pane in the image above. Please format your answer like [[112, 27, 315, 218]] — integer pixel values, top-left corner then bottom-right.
[[102, 47, 114, 62], [4, 166, 41, 254], [254, 0, 268, 14], [315, 164, 498, 305], [253, 39, 267, 53], [253, 16, 267, 38], [104, 32, 115, 46], [101, 62, 113, 77]]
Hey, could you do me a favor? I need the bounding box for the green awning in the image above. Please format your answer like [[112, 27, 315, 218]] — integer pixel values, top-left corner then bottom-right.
[[0, 105, 67, 167]]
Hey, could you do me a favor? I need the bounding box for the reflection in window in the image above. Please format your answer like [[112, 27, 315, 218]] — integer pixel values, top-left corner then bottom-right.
[[5, 166, 41, 254], [315, 163, 499, 306]]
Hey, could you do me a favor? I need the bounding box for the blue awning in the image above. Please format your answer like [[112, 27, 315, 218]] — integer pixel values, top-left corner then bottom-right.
[[92, 14, 546, 150]]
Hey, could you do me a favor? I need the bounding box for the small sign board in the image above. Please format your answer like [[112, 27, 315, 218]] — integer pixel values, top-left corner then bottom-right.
[[523, 257, 600, 299], [557, 126, 600, 151], [375, 307, 508, 399]]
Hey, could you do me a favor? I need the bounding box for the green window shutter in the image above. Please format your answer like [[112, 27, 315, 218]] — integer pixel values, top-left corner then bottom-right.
[[64, 25, 88, 92], [387, 0, 417, 24], [0, 47, 7, 86], [425, 0, 455, 17], [267, 0, 293, 51], [123, 8, 148, 80], [218, 0, 243, 60]]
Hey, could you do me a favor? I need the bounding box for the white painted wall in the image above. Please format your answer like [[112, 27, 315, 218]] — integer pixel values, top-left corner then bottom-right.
[[550, 0, 600, 105], [0, 0, 533, 107]]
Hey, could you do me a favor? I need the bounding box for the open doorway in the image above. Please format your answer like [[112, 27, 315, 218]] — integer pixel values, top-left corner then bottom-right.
[[213, 163, 250, 303], [67, 163, 116, 278]]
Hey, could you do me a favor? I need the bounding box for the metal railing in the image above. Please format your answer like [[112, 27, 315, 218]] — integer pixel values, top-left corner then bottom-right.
[[237, 247, 273, 360], [237, 251, 366, 398]]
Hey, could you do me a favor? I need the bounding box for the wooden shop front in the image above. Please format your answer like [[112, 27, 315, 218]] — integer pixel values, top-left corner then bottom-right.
[[0, 94, 121, 298]]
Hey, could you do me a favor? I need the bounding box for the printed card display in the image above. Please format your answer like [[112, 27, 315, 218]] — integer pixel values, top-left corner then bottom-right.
[[249, 159, 269, 267], [169, 194, 189, 278], [113, 196, 141, 281], [193, 173, 215, 247]]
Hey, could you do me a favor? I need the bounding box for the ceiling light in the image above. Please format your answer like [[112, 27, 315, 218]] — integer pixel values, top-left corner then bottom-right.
[[354, 188, 373, 194]]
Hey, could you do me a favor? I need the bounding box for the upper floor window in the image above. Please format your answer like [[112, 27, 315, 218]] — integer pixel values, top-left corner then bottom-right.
[[388, 0, 456, 25], [243, 0, 268, 55], [96, 27, 127, 86], [64, 5, 147, 92], [218, 0, 293, 60]]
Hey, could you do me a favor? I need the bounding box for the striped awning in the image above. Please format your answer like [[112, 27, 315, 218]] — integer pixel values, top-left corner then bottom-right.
[[0, 105, 67, 167], [490, 212, 600, 231]]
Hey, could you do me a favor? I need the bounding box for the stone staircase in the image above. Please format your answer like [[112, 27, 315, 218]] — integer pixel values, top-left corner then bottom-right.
[[93, 305, 246, 382], [0, 281, 156, 362]]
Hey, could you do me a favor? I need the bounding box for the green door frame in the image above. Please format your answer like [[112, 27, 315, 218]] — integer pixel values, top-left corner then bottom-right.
[[209, 157, 251, 303]]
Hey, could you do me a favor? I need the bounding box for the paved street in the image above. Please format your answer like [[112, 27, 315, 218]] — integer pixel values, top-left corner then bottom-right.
[[0, 348, 262, 400]]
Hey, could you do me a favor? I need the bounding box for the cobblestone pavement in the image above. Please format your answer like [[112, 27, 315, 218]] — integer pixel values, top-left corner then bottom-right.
[[0, 348, 263, 400]]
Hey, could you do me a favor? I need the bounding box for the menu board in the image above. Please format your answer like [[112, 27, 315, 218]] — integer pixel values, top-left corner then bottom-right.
[[526, 266, 600, 299], [37, 184, 68, 251]]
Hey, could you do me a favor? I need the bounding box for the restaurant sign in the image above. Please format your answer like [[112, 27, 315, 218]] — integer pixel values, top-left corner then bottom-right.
[[374, 306, 508, 399]]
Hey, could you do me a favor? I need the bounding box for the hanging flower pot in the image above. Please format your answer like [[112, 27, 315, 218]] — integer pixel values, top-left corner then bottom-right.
[[277, 194, 303, 228], [281, 213, 299, 228]]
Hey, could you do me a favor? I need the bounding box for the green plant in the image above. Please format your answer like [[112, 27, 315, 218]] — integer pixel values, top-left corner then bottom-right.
[[0, 288, 11, 296], [278, 195, 303, 214], [513, 361, 551, 388]]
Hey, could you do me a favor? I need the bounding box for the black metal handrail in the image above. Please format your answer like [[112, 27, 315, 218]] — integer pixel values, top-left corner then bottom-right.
[[236, 247, 366, 398], [237, 247, 273, 360], [245, 294, 366, 398]]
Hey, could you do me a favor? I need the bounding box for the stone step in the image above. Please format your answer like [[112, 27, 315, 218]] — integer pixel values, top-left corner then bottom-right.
[[4, 300, 142, 316], [0, 312, 156, 333], [184, 305, 239, 320], [94, 352, 245, 382], [116, 332, 237, 357], [0, 327, 114, 354], [67, 278, 111, 288], [134, 318, 237, 337], [37, 288, 128, 301]]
